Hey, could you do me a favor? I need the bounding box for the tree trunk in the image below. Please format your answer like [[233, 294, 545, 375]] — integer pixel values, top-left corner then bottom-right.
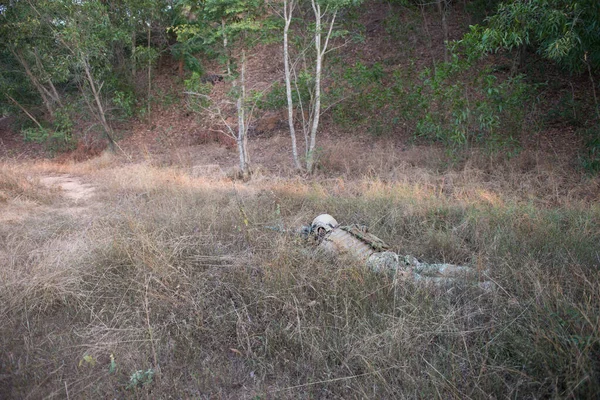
[[33, 49, 63, 108], [437, 0, 449, 63], [82, 57, 115, 151], [586, 53, 600, 120], [306, 0, 321, 173], [420, 4, 437, 73], [284, 0, 302, 170], [307, 1, 336, 173], [147, 21, 152, 115], [236, 50, 250, 177], [132, 30, 137, 77], [511, 45, 526, 76], [47, 80, 63, 109], [7, 95, 44, 130], [222, 18, 231, 76], [12, 48, 56, 119]]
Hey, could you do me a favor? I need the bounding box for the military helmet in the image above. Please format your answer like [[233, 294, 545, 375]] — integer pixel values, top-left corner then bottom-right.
[[311, 214, 338, 236]]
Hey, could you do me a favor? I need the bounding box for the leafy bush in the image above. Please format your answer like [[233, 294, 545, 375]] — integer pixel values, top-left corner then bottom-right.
[[184, 72, 213, 112], [127, 368, 155, 389], [22, 108, 75, 152], [112, 90, 137, 120], [461, 0, 600, 74], [332, 61, 393, 128], [255, 82, 287, 111], [332, 55, 530, 152], [579, 126, 600, 173], [411, 57, 531, 152]]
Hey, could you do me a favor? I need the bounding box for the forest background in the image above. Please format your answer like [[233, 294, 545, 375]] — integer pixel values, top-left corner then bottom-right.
[[1, 0, 599, 173]]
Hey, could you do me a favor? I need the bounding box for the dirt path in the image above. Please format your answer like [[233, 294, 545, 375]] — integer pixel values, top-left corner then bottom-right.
[[39, 175, 96, 203], [0, 174, 97, 224]]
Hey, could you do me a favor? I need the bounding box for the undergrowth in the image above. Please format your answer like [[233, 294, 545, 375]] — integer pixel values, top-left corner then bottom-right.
[[0, 163, 58, 204], [0, 160, 599, 398]]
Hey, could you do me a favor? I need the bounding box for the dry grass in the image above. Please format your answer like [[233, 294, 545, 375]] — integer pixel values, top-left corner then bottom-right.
[[1, 152, 599, 399], [0, 163, 60, 204]]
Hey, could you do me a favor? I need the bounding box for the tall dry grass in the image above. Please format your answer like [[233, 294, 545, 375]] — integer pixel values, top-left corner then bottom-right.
[[0, 163, 59, 204], [0, 155, 599, 398]]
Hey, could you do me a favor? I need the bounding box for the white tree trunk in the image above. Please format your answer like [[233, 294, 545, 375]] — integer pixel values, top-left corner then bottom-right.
[[236, 50, 250, 177], [283, 0, 302, 170], [222, 18, 231, 76], [306, 0, 321, 173], [306, 1, 336, 173], [147, 21, 152, 115], [132, 30, 137, 77]]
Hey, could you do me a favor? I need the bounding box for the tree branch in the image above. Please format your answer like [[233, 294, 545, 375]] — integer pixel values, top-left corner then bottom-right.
[[6, 95, 44, 130]]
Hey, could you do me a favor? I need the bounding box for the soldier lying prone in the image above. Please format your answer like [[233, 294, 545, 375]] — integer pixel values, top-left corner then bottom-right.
[[305, 214, 494, 290]]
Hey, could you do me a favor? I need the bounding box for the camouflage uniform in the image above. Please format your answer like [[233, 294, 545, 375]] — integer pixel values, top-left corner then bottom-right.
[[310, 214, 491, 288]]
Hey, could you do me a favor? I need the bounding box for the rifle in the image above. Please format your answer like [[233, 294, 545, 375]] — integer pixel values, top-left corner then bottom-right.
[[263, 225, 312, 238]]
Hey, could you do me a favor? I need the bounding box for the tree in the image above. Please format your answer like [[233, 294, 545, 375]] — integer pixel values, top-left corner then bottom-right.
[[305, 0, 333, 173], [1, 0, 172, 150], [282, 0, 302, 169], [0, 0, 69, 122], [175, 0, 266, 178], [460, 0, 600, 121], [462, 0, 600, 74], [123, 0, 168, 114], [55, 0, 127, 149], [280, 0, 361, 173], [436, 0, 450, 63]]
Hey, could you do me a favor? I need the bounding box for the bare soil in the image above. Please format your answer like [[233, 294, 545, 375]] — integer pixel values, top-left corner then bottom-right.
[[0, 174, 97, 226], [39, 175, 95, 203]]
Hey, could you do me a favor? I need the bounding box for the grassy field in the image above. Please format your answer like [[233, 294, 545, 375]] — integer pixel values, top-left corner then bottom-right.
[[1, 151, 599, 398]]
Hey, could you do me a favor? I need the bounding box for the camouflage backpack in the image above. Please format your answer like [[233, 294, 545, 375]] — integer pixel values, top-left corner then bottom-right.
[[339, 224, 390, 252]]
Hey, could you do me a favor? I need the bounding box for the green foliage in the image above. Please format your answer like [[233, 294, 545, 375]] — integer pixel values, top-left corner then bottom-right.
[[170, 22, 217, 62], [0, 0, 171, 140], [579, 127, 600, 173], [0, 0, 72, 82], [461, 0, 600, 73], [293, 69, 316, 106], [344, 61, 384, 86], [113, 90, 137, 120], [127, 368, 155, 389], [22, 107, 75, 152], [465, 0, 503, 24], [133, 46, 160, 69], [255, 83, 286, 111], [184, 72, 213, 112], [109, 353, 117, 374], [315, 0, 363, 9], [414, 61, 530, 151], [172, 0, 267, 75], [382, 9, 420, 46], [22, 127, 50, 145], [59, 0, 126, 79], [22, 126, 75, 153], [331, 51, 530, 152], [331, 61, 392, 128], [256, 75, 315, 112]]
